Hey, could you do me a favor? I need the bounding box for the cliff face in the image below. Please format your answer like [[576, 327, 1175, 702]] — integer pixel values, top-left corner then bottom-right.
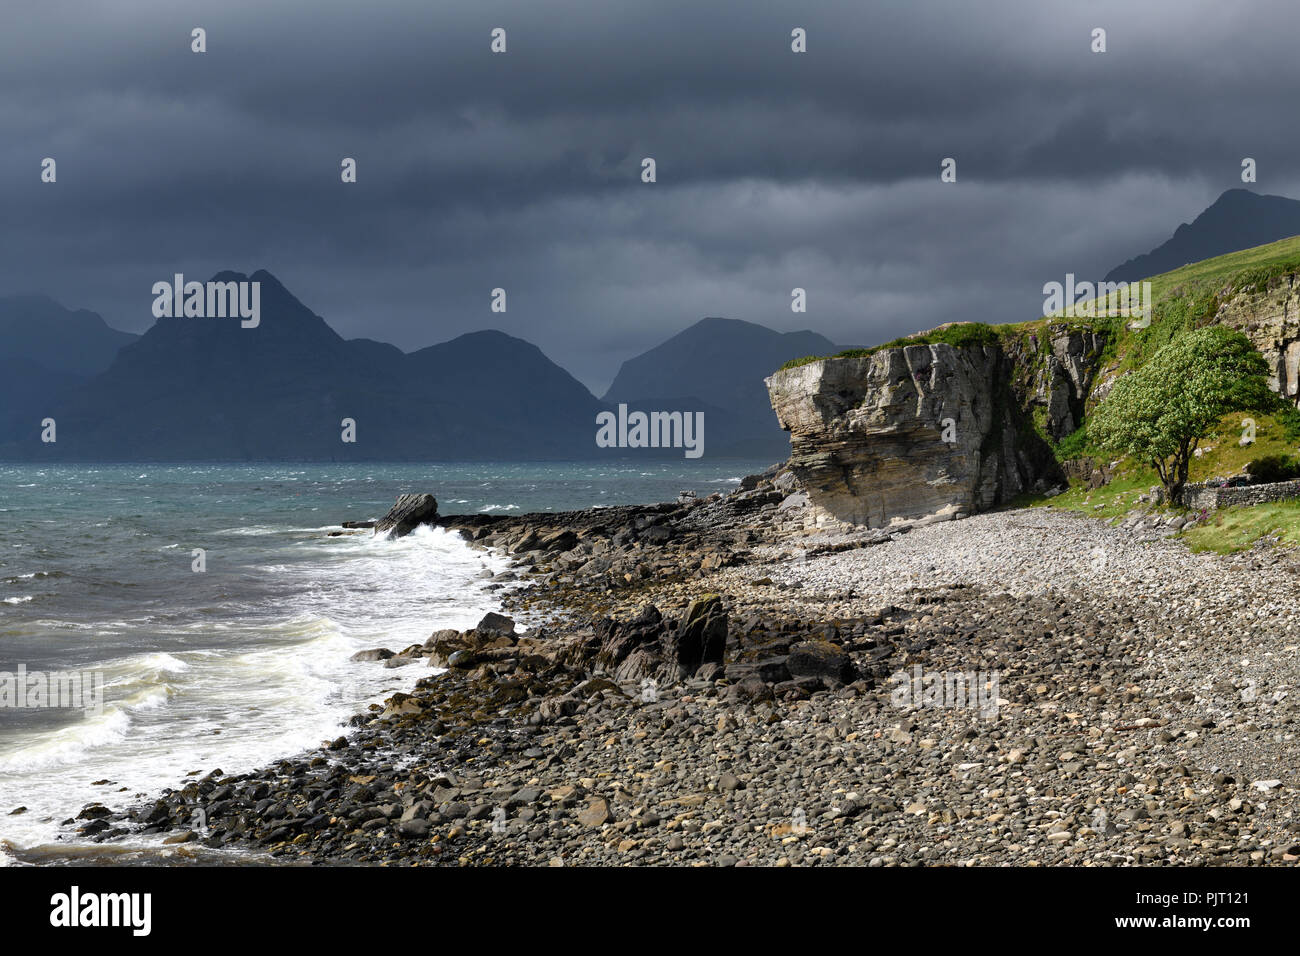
[[765, 326, 1105, 528], [1213, 273, 1300, 401]]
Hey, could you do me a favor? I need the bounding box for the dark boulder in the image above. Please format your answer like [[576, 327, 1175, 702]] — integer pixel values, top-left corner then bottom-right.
[[612, 647, 662, 685], [640, 524, 674, 545], [475, 612, 517, 638], [591, 599, 728, 684], [664, 594, 728, 678], [787, 640, 856, 684], [536, 529, 578, 554], [596, 605, 663, 671], [728, 675, 775, 703], [374, 493, 438, 538]]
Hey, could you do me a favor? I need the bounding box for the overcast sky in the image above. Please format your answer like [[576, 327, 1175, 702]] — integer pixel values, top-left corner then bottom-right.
[[4, 0, 1300, 393]]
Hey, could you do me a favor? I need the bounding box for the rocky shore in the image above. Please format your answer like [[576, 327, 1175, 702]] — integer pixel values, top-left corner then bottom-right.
[[65, 471, 1300, 866]]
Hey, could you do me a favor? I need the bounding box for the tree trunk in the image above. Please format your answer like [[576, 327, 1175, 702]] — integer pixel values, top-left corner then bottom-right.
[[1167, 449, 1192, 504]]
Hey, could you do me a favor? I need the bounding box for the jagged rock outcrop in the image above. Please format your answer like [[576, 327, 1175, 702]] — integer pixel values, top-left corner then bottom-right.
[[764, 326, 1104, 528], [1213, 273, 1300, 401], [374, 493, 438, 538], [591, 595, 728, 685], [1039, 329, 1104, 435]]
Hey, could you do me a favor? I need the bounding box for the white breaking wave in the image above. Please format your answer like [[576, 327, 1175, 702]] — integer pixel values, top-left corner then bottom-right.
[[0, 521, 511, 857]]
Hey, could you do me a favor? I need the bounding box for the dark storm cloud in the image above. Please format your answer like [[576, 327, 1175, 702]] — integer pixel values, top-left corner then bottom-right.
[[4, 0, 1300, 392]]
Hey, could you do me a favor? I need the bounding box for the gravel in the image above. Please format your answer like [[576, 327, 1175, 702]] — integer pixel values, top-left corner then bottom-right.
[[71, 503, 1300, 866]]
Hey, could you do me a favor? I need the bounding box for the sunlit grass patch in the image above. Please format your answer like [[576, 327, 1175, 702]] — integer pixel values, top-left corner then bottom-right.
[[1182, 501, 1300, 553]]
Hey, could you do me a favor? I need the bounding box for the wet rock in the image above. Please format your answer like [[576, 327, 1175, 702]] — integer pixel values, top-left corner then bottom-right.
[[374, 493, 438, 538], [475, 612, 517, 638]]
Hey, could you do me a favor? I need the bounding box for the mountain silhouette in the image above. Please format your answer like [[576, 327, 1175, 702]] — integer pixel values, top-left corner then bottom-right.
[[603, 317, 836, 457], [1106, 188, 1300, 283], [1, 277, 837, 461], [0, 294, 137, 377], [0, 295, 138, 438], [0, 271, 603, 461]]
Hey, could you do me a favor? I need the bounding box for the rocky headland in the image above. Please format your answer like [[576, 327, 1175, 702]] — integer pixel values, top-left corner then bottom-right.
[[764, 326, 1105, 528]]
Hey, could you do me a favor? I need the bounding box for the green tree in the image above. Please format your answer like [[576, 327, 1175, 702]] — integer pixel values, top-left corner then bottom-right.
[[1088, 326, 1273, 501]]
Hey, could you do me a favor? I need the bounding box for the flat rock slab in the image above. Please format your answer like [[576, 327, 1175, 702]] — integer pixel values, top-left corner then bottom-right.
[[577, 798, 612, 828]]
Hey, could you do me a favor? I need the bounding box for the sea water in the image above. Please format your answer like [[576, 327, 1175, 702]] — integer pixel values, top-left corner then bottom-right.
[[0, 460, 768, 862]]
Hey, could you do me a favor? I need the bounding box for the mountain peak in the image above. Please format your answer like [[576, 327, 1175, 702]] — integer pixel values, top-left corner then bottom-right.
[[249, 269, 289, 293], [1107, 189, 1300, 283], [1212, 187, 1257, 204], [2, 278, 602, 460], [683, 316, 796, 337], [601, 316, 836, 456]]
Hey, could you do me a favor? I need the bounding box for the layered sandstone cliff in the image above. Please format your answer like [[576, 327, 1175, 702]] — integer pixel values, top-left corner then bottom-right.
[[765, 326, 1105, 528], [1213, 272, 1300, 401]]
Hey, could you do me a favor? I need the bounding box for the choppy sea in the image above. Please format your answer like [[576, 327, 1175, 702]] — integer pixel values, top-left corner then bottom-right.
[[0, 460, 770, 863]]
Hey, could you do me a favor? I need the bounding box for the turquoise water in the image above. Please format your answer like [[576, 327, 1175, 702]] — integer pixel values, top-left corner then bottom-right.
[[0, 460, 771, 860]]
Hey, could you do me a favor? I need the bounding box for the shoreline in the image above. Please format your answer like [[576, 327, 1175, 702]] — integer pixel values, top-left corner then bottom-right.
[[51, 473, 1300, 866]]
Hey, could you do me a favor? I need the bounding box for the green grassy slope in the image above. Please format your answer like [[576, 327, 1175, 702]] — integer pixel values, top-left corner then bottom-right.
[[1031, 234, 1300, 551], [781, 233, 1300, 372]]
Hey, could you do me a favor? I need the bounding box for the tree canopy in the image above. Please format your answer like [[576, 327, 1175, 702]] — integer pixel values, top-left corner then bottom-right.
[[1088, 326, 1274, 499]]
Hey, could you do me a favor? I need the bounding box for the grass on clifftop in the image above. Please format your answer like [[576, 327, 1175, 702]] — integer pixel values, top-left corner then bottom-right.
[[783, 234, 1300, 375], [835, 321, 1004, 356], [1142, 234, 1300, 302], [778, 321, 1009, 371], [1046, 234, 1300, 380]]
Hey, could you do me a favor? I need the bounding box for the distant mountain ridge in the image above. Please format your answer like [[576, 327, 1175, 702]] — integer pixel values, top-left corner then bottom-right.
[[603, 317, 837, 457], [0, 295, 139, 440], [1106, 188, 1300, 283], [1, 273, 822, 461], [0, 294, 137, 377], [0, 271, 603, 461]]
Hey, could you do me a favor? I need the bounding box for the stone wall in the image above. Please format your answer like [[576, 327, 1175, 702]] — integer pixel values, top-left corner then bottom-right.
[[1181, 479, 1300, 510]]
